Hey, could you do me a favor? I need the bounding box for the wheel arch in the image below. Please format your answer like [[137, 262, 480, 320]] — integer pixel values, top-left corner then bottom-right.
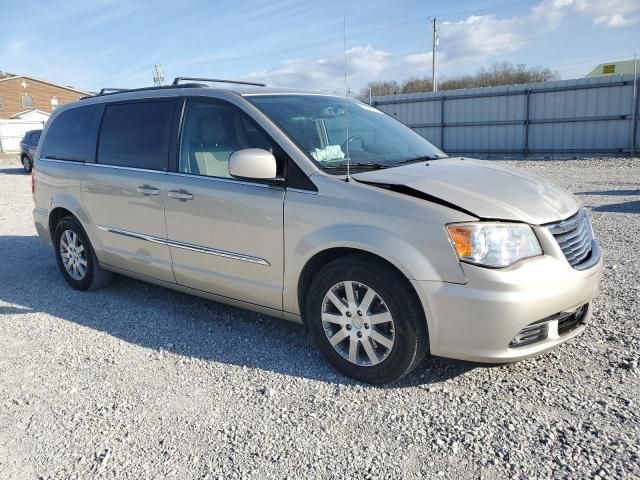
[[46, 195, 103, 256], [48, 207, 75, 239], [296, 247, 426, 326]]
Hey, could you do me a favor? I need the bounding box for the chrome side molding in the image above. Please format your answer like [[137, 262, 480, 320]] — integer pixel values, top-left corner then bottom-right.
[[168, 238, 270, 266], [96, 225, 167, 245], [96, 225, 270, 266]]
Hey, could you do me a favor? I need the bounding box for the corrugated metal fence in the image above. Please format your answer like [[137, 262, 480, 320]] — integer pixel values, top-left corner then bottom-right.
[[372, 74, 640, 157]]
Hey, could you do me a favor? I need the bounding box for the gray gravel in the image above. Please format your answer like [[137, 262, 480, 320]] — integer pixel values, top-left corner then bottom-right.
[[1, 153, 639, 479]]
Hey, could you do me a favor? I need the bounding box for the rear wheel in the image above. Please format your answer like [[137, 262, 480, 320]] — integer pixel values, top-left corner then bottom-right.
[[21, 155, 32, 173], [305, 255, 428, 384], [53, 216, 112, 291]]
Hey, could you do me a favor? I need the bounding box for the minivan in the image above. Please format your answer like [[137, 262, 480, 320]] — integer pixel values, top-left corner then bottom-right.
[[33, 77, 603, 384]]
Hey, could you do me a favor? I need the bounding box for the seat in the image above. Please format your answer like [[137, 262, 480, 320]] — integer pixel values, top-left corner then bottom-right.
[[187, 113, 239, 178]]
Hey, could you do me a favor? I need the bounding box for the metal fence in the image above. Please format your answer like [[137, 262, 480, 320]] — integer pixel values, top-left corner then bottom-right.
[[372, 74, 640, 158]]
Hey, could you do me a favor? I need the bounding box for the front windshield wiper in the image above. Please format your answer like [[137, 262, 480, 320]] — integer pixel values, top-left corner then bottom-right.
[[393, 155, 446, 166], [323, 161, 388, 171]]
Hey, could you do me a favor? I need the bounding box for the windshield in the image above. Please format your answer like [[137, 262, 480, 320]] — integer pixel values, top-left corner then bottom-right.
[[247, 95, 447, 172]]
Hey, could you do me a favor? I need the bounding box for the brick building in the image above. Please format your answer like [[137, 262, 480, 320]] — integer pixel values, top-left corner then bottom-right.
[[0, 75, 89, 119]]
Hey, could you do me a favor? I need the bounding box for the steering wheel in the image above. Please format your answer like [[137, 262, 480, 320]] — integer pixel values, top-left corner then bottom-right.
[[341, 134, 365, 152]]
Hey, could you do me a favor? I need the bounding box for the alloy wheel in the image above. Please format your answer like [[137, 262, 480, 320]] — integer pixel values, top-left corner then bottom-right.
[[59, 230, 87, 281], [321, 281, 395, 366]]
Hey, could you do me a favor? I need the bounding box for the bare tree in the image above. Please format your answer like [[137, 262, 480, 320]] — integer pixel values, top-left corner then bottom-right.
[[401, 78, 433, 94], [356, 81, 398, 100], [360, 62, 560, 98]]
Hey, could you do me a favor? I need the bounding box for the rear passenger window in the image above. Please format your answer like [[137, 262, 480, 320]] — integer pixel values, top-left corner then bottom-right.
[[98, 101, 174, 170], [41, 105, 96, 161]]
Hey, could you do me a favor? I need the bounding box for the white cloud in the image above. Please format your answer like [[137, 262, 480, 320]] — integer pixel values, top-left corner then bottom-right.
[[244, 45, 390, 91], [531, 0, 640, 28], [439, 15, 523, 61], [405, 0, 639, 69], [572, 0, 640, 27], [406, 52, 433, 65], [592, 13, 635, 27]]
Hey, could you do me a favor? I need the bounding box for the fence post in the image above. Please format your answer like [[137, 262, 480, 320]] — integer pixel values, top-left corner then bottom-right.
[[440, 96, 445, 150], [523, 89, 531, 158], [632, 76, 639, 158]]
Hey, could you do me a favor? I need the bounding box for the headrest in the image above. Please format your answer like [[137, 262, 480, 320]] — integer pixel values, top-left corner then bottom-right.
[[197, 114, 227, 145]]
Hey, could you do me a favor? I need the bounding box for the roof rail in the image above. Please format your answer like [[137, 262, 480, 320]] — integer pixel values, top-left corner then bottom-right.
[[172, 77, 266, 87], [99, 88, 129, 95]]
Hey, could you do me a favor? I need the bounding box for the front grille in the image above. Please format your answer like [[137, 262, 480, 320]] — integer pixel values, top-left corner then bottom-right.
[[547, 209, 593, 268]]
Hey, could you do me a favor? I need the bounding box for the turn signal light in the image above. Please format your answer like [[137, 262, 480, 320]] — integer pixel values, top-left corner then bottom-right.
[[446, 225, 473, 257]]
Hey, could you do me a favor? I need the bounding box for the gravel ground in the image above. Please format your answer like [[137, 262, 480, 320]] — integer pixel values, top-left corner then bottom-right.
[[0, 152, 639, 480]]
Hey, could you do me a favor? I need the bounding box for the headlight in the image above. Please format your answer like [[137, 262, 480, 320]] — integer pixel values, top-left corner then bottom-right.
[[446, 223, 542, 268]]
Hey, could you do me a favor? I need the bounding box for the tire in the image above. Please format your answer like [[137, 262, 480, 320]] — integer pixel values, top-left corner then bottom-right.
[[53, 216, 112, 291], [305, 254, 428, 384], [22, 155, 32, 173]]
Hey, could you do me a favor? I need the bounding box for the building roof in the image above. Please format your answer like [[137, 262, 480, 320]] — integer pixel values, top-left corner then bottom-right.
[[10, 109, 51, 119], [586, 60, 639, 77], [0, 75, 90, 95]]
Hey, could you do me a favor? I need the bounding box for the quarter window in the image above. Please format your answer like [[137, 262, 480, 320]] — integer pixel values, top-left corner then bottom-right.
[[22, 94, 34, 109], [41, 105, 97, 161], [178, 101, 279, 179], [97, 101, 174, 170]]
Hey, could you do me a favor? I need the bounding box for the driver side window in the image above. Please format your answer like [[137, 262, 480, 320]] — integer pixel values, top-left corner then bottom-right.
[[179, 101, 280, 179]]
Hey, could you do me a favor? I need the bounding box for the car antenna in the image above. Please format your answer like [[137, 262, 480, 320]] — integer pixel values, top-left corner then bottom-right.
[[343, 15, 351, 182]]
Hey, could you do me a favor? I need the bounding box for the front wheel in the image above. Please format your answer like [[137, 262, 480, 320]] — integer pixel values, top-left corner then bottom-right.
[[305, 255, 428, 384]]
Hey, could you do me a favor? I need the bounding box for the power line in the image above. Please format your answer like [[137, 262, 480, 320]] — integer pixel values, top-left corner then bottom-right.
[[374, 27, 629, 65], [165, 5, 532, 69]]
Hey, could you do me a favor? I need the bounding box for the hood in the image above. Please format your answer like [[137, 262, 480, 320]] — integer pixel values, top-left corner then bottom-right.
[[352, 158, 580, 224]]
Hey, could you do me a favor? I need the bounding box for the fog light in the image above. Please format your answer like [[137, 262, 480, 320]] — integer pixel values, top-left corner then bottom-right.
[[509, 322, 548, 348]]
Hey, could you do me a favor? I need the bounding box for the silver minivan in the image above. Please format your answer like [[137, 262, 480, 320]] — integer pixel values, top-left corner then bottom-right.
[[33, 78, 603, 384]]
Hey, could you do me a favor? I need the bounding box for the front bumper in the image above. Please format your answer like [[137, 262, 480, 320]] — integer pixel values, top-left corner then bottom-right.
[[412, 240, 603, 363]]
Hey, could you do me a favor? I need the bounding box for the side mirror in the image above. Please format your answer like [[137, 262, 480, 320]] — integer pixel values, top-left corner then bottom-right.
[[229, 148, 281, 181]]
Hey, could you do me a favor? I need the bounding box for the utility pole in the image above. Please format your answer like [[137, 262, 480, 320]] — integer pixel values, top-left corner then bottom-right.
[[432, 17, 438, 92], [632, 52, 638, 158], [152, 64, 164, 86]]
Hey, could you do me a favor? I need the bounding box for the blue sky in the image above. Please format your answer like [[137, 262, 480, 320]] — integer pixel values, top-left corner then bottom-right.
[[0, 0, 638, 93]]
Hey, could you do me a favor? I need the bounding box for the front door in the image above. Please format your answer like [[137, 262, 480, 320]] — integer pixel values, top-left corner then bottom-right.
[[82, 100, 178, 283], [163, 99, 285, 310]]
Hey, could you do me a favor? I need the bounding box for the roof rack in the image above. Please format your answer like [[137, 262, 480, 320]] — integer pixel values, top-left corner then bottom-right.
[[89, 77, 265, 99], [89, 84, 207, 98], [172, 77, 266, 87]]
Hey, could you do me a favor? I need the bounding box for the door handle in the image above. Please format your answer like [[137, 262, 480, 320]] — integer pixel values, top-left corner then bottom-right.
[[168, 189, 194, 201], [137, 185, 160, 196]]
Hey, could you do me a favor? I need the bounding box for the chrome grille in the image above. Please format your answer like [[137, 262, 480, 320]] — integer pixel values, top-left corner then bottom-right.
[[547, 209, 594, 269]]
